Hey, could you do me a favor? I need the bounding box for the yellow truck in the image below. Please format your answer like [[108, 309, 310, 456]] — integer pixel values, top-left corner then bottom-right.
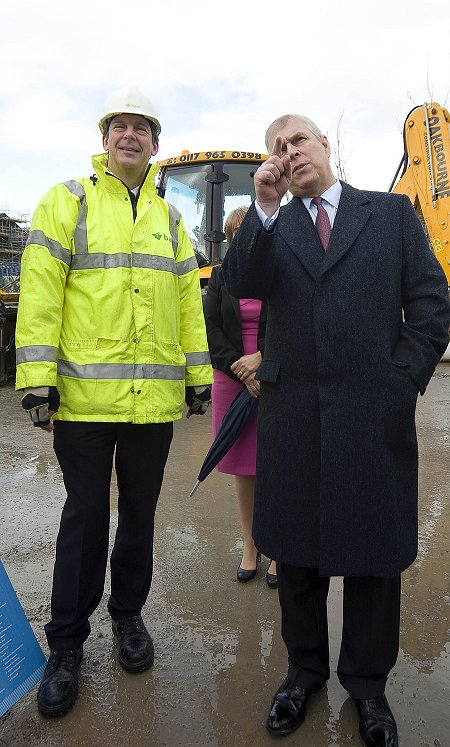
[[156, 149, 268, 286]]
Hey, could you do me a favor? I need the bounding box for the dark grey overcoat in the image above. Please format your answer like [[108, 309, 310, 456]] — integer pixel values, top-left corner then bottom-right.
[[221, 183, 450, 577]]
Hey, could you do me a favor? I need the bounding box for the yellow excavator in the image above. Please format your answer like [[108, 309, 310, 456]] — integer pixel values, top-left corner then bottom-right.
[[389, 101, 450, 358], [389, 101, 450, 286]]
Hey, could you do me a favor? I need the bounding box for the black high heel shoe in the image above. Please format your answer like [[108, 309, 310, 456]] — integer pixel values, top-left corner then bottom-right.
[[266, 561, 278, 588], [237, 551, 261, 583]]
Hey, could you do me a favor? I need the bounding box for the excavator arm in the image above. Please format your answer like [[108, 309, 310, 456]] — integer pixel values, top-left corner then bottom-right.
[[390, 102, 450, 288]]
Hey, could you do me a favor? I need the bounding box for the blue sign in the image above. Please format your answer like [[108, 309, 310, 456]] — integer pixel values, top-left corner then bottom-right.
[[0, 560, 46, 717]]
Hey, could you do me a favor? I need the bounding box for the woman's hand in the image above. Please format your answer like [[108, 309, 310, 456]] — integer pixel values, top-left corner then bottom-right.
[[231, 351, 262, 382], [231, 352, 262, 397], [245, 376, 260, 398]]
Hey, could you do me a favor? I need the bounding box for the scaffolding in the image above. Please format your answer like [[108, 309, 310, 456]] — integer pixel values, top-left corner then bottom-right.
[[0, 210, 29, 284]]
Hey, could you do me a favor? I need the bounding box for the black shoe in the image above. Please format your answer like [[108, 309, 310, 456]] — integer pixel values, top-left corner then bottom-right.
[[237, 551, 261, 583], [37, 647, 83, 717], [112, 614, 154, 673], [353, 695, 398, 746], [266, 677, 326, 735], [266, 561, 278, 588]]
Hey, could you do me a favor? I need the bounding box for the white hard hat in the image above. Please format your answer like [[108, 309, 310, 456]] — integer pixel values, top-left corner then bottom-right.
[[98, 85, 161, 136]]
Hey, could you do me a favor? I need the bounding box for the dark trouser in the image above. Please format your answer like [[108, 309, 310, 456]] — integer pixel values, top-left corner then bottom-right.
[[45, 420, 173, 651], [277, 564, 401, 699]]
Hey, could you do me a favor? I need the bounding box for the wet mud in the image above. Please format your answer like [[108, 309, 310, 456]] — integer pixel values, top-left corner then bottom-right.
[[1, 364, 449, 746]]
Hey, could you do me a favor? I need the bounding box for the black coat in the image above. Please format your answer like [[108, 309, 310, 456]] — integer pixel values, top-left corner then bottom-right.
[[221, 183, 450, 576], [203, 266, 266, 381]]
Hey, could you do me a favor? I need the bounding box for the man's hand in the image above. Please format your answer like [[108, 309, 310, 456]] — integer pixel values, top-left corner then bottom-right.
[[21, 386, 60, 432], [185, 385, 211, 418], [254, 136, 292, 217]]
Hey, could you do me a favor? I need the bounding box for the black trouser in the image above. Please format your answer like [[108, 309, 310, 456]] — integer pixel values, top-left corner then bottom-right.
[[277, 564, 401, 699], [45, 420, 173, 651]]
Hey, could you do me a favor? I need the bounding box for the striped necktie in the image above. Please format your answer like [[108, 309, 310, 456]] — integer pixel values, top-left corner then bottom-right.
[[312, 197, 331, 250]]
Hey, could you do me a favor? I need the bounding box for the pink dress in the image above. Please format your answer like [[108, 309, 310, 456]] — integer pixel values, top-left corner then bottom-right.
[[211, 299, 262, 475]]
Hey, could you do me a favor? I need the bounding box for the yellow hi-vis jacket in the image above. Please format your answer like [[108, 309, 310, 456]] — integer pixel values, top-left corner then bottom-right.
[[15, 153, 213, 423]]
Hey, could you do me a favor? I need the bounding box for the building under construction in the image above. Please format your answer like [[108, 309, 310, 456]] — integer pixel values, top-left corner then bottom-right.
[[0, 210, 28, 382], [0, 210, 29, 290]]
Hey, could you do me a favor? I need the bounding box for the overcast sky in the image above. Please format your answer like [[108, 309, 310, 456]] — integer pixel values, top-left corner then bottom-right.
[[1, 0, 449, 220]]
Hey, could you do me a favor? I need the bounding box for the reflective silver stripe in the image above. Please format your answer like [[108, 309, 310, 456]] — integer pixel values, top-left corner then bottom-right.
[[57, 360, 185, 380], [176, 256, 198, 276], [69, 252, 177, 272], [71, 253, 131, 270], [185, 351, 211, 366], [67, 252, 196, 273], [168, 203, 180, 257], [26, 230, 72, 267], [134, 363, 185, 380], [133, 254, 175, 272], [16, 345, 59, 364], [63, 180, 88, 254]]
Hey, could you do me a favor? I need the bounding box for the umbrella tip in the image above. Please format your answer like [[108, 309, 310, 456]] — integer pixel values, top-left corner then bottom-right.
[[189, 480, 201, 497]]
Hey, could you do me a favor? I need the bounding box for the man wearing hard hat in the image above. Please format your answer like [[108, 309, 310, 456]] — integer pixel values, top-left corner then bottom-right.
[[15, 86, 213, 717]]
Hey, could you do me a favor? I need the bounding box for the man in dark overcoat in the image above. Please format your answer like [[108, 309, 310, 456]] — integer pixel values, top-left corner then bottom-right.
[[221, 113, 450, 747]]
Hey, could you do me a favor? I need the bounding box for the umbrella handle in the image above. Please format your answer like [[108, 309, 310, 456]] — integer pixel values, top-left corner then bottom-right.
[[189, 480, 201, 497]]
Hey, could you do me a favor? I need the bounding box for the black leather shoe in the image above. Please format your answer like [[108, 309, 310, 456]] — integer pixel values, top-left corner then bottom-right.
[[266, 677, 326, 735], [112, 614, 154, 673], [37, 647, 83, 717], [354, 695, 398, 746], [266, 562, 278, 588], [237, 551, 261, 583], [237, 565, 257, 582]]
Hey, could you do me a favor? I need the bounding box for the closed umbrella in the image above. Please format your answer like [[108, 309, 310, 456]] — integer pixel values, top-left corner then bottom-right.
[[189, 387, 258, 496]]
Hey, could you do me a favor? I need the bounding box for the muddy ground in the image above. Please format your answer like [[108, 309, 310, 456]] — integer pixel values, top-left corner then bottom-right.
[[0, 365, 449, 747]]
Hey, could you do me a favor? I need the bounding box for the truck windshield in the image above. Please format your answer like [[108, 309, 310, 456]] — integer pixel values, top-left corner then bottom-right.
[[160, 162, 262, 265], [163, 165, 211, 266]]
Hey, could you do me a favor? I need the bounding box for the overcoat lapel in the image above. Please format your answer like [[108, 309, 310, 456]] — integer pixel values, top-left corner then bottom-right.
[[321, 183, 372, 275], [277, 183, 373, 279], [278, 197, 323, 281]]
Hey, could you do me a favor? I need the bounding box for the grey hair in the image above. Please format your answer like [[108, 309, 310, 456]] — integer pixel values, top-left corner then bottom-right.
[[265, 114, 323, 151]]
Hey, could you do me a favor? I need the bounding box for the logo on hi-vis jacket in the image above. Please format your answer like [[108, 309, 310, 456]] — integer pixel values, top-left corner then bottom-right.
[[152, 233, 172, 242]]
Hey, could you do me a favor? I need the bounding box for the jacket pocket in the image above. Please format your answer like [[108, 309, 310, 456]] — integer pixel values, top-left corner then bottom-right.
[[255, 359, 280, 383], [380, 359, 419, 395], [63, 337, 121, 350], [159, 340, 185, 366]]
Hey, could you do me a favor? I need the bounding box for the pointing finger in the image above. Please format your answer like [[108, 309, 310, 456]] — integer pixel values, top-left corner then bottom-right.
[[271, 135, 283, 159]]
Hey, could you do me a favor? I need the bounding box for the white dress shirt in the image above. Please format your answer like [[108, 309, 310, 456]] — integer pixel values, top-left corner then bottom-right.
[[255, 180, 342, 229]]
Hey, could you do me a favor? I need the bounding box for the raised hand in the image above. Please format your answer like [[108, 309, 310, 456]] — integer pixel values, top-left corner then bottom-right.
[[254, 136, 292, 217]]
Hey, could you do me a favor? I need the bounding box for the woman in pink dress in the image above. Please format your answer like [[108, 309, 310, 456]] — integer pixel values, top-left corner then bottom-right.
[[203, 207, 277, 587]]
